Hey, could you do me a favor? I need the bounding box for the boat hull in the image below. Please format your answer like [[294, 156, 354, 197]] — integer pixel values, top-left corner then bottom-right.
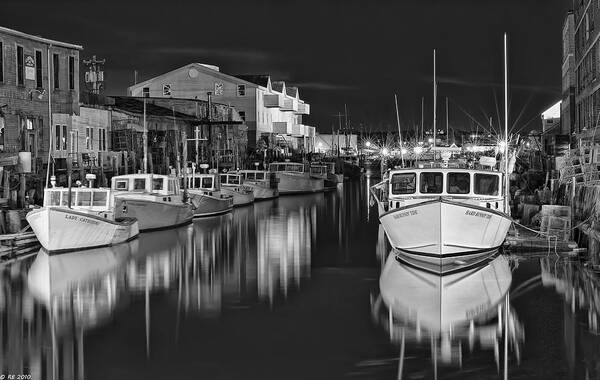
[[188, 191, 233, 217], [26, 207, 139, 252], [114, 196, 193, 231], [245, 183, 279, 200], [379, 198, 512, 265], [277, 173, 324, 195], [221, 187, 255, 206]]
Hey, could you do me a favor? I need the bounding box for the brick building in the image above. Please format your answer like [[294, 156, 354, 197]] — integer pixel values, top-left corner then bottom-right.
[[0, 25, 81, 174], [562, 11, 576, 141]]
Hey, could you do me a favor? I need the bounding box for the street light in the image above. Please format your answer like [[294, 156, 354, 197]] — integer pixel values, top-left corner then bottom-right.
[[381, 147, 389, 156]]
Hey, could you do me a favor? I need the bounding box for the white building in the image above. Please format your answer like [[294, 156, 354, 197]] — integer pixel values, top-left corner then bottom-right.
[[127, 63, 315, 152]]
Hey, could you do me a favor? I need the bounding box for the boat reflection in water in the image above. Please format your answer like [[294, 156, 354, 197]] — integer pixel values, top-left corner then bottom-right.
[[372, 250, 524, 378]]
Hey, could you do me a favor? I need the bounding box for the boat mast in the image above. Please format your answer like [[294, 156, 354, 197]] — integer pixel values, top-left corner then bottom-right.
[[421, 97, 424, 141], [446, 97, 449, 144], [433, 49, 437, 155], [143, 98, 148, 174], [504, 33, 510, 212], [394, 94, 404, 166]]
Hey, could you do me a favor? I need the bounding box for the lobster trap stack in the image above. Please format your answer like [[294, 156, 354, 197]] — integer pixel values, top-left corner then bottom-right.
[[539, 205, 572, 241]]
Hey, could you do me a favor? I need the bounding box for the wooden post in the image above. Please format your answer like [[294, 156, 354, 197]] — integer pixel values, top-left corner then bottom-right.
[[18, 174, 26, 209], [4, 169, 10, 203]]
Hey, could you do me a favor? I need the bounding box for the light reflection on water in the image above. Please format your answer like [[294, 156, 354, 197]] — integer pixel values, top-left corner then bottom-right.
[[1, 180, 600, 379]]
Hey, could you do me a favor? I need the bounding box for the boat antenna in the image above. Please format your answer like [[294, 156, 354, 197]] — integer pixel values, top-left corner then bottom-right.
[[504, 33, 510, 213], [394, 94, 404, 166], [433, 49, 437, 157]]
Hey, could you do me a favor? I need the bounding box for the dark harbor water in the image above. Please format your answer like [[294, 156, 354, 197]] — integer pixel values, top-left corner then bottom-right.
[[1, 180, 600, 379]]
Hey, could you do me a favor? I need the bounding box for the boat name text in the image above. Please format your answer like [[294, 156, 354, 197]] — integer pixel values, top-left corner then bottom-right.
[[392, 210, 418, 219], [65, 214, 100, 225], [465, 210, 492, 219]]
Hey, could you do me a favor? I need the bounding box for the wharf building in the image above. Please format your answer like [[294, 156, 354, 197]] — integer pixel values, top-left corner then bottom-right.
[[573, 1, 600, 140], [562, 11, 576, 141], [0, 26, 81, 175], [127, 63, 315, 155]]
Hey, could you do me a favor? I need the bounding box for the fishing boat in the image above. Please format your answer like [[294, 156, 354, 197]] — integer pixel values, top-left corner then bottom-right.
[[311, 162, 343, 184], [26, 186, 139, 252], [269, 162, 324, 194], [370, 46, 513, 265], [112, 174, 194, 231], [184, 172, 234, 217], [237, 170, 279, 200], [371, 164, 512, 265], [219, 172, 255, 206]]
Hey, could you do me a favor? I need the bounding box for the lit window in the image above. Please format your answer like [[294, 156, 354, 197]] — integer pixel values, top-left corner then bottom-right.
[[237, 84, 246, 96]]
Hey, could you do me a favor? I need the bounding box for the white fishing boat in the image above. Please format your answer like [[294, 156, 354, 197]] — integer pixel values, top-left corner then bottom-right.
[[112, 174, 194, 231], [269, 162, 324, 194], [371, 165, 512, 265], [219, 172, 255, 206], [237, 170, 279, 200], [323, 162, 344, 184], [184, 172, 234, 217], [26, 187, 139, 252]]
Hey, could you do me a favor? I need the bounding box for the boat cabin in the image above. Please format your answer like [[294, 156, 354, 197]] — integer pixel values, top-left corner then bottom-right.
[[183, 173, 221, 193], [220, 173, 244, 186], [309, 164, 328, 179], [44, 187, 112, 211], [387, 168, 502, 199], [269, 162, 305, 173], [238, 170, 268, 182], [111, 174, 181, 196]]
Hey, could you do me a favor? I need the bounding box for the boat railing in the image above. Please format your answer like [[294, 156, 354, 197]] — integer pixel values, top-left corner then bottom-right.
[[407, 161, 500, 171]]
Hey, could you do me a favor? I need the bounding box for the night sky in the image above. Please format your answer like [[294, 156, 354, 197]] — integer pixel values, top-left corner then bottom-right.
[[2, 0, 572, 137]]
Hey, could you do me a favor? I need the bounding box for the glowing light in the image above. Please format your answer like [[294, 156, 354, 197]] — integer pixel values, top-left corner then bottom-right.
[[365, 141, 371, 147], [526, 142, 531, 148], [498, 140, 507, 149], [401, 148, 408, 155], [414, 146, 423, 155], [428, 138, 434, 143], [381, 148, 389, 156]]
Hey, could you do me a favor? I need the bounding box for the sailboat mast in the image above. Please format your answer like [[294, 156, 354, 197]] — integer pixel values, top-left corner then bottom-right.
[[446, 97, 449, 144], [395, 94, 404, 166], [433, 49, 437, 153], [504, 33, 510, 212], [421, 97, 424, 141], [143, 98, 148, 174]]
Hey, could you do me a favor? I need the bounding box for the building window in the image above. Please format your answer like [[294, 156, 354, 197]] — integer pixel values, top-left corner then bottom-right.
[[16, 45, 24, 85], [35, 50, 43, 89], [53, 53, 59, 89], [0, 41, 3, 83], [163, 84, 171, 96], [55, 125, 61, 150], [237, 84, 246, 96], [86, 127, 91, 150], [69, 56, 75, 90], [102, 129, 106, 151], [26, 119, 34, 130], [70, 130, 78, 153], [62, 125, 67, 150], [238, 111, 246, 121], [142, 87, 150, 97]]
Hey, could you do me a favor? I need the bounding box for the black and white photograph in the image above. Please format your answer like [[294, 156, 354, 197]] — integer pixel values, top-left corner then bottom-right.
[[0, 1, 597, 379]]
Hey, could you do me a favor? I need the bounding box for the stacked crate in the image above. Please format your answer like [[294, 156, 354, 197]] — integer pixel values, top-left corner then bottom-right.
[[539, 205, 571, 241]]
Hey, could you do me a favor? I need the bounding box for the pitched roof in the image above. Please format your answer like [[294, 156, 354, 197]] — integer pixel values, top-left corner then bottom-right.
[[0, 26, 83, 50], [285, 86, 298, 98], [233, 74, 270, 87], [271, 81, 285, 93]]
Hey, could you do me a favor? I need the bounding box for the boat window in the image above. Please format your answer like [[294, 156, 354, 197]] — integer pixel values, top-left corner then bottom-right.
[[76, 191, 92, 206], [268, 164, 279, 172], [168, 179, 176, 194], [133, 179, 146, 191], [229, 175, 240, 185], [447, 172, 470, 194], [152, 178, 164, 191], [390, 173, 416, 194], [420, 172, 443, 194], [474, 174, 499, 196], [60, 190, 70, 206], [48, 191, 61, 206], [115, 179, 129, 190], [220, 175, 228, 184], [256, 173, 264, 180], [92, 191, 107, 207], [246, 172, 256, 180], [193, 178, 202, 188], [202, 177, 213, 189]]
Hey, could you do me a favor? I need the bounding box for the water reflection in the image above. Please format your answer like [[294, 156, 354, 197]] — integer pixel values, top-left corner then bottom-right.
[[372, 250, 524, 378]]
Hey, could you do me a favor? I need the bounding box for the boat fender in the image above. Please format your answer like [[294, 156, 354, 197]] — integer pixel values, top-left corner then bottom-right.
[[122, 201, 128, 214]]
